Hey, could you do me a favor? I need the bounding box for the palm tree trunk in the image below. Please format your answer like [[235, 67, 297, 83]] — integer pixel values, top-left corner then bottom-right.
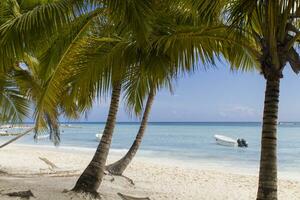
[[0, 128, 33, 148], [72, 81, 121, 197], [106, 88, 155, 175], [257, 77, 280, 200]]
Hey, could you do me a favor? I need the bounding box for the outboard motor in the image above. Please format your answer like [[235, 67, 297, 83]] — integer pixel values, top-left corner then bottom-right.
[[237, 138, 248, 147]]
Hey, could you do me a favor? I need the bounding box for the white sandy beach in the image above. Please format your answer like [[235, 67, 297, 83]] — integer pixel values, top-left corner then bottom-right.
[[0, 144, 299, 200]]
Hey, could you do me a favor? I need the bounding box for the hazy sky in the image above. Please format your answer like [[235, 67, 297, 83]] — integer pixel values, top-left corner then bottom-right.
[[70, 61, 300, 122]]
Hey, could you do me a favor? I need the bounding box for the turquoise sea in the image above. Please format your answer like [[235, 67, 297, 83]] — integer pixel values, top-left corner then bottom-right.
[[1, 122, 300, 179]]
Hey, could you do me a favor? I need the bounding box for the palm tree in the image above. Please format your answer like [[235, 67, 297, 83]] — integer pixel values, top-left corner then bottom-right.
[[70, 7, 228, 195], [72, 82, 121, 197], [227, 1, 300, 199], [68, 29, 165, 196], [29, 17, 153, 196], [0, 0, 156, 196], [106, 88, 155, 175], [9, 1, 166, 196]]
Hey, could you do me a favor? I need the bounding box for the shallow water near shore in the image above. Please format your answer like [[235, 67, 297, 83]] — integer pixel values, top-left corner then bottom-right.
[[1, 122, 300, 180]]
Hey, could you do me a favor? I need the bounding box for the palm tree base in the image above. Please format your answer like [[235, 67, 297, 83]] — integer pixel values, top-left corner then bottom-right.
[[72, 170, 103, 199], [71, 186, 101, 199]]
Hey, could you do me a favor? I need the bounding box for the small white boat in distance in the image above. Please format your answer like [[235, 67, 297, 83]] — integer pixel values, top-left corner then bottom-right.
[[0, 130, 8, 135], [36, 134, 49, 140], [214, 134, 248, 147], [95, 133, 103, 141], [214, 134, 237, 147], [0, 125, 12, 129]]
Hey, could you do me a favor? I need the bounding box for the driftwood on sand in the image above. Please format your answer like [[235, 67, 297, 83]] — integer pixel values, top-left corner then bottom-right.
[[39, 157, 58, 170], [118, 193, 150, 200], [5, 190, 34, 199]]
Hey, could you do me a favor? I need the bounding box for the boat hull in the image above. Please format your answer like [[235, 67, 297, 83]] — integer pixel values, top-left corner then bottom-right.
[[95, 133, 102, 141], [214, 134, 237, 147], [36, 134, 49, 140]]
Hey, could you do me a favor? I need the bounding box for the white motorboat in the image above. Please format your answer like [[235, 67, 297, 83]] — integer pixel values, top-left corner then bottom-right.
[[36, 134, 49, 140], [0, 130, 8, 135], [214, 134, 248, 147], [0, 125, 12, 129], [95, 133, 103, 141], [278, 122, 296, 126], [214, 134, 237, 147]]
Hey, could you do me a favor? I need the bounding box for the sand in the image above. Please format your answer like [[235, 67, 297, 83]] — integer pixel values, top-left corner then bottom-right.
[[0, 144, 299, 200]]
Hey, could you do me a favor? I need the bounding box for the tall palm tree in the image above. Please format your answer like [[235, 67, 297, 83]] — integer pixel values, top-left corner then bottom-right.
[[227, 1, 300, 199]]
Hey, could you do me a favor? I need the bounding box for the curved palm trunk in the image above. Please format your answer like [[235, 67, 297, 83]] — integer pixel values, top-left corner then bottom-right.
[[106, 89, 155, 175], [257, 77, 280, 200], [72, 81, 121, 197]]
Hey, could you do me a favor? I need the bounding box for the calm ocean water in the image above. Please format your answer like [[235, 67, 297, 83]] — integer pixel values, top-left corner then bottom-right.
[[1, 122, 300, 178]]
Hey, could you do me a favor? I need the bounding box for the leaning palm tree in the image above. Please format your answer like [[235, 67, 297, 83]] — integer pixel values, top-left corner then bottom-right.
[[106, 89, 156, 175], [106, 47, 176, 175], [227, 1, 300, 199], [32, 20, 147, 196], [14, 1, 167, 196], [0, 0, 157, 196], [71, 2, 235, 195], [69, 32, 155, 197]]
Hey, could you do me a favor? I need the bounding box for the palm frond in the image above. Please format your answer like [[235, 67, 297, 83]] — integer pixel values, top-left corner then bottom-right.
[[0, 71, 30, 123]]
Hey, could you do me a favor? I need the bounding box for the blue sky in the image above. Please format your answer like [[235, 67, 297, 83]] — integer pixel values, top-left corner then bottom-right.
[[73, 62, 300, 122]]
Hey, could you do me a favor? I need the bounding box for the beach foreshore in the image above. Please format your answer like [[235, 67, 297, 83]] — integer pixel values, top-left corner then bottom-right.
[[0, 144, 299, 200]]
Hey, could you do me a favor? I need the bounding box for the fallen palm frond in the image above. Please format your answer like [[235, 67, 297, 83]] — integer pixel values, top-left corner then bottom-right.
[[39, 157, 58, 171]]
